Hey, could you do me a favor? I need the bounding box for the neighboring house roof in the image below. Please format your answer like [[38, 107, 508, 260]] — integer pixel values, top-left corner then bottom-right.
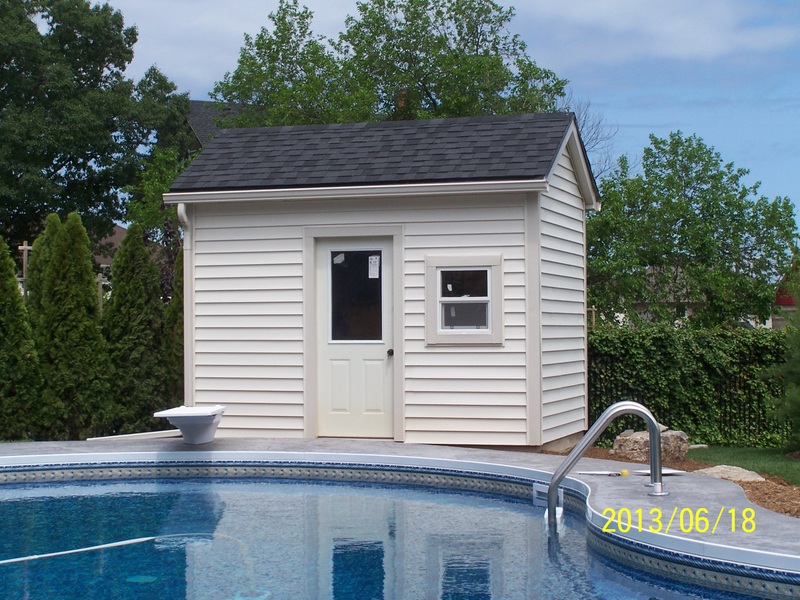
[[187, 100, 239, 147], [776, 280, 796, 307], [170, 112, 598, 208], [94, 224, 127, 267]]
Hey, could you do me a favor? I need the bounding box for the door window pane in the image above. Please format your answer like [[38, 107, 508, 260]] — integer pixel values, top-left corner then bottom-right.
[[331, 250, 382, 341]]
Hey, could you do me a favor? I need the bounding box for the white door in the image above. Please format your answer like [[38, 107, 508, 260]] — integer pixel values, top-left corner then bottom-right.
[[317, 238, 394, 437]]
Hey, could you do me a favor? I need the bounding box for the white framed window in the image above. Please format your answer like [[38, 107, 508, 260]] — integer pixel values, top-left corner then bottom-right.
[[425, 255, 503, 345]]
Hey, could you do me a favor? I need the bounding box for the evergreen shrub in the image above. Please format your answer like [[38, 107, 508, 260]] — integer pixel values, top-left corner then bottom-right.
[[0, 237, 42, 439]]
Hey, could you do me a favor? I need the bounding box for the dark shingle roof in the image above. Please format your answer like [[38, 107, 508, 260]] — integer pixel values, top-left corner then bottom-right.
[[171, 112, 576, 192]]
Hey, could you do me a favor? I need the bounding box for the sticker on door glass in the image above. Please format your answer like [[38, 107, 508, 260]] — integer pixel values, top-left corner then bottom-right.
[[368, 255, 381, 279]]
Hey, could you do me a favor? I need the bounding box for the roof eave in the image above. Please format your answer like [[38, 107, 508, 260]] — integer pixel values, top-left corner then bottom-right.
[[164, 179, 550, 205]]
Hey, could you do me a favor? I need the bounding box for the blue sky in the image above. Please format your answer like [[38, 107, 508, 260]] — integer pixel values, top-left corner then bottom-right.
[[111, 0, 800, 218]]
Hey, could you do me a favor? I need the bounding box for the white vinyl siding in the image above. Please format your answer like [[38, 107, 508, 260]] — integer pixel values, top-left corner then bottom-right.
[[404, 197, 528, 445], [191, 204, 306, 436], [189, 195, 531, 443], [538, 148, 588, 443]]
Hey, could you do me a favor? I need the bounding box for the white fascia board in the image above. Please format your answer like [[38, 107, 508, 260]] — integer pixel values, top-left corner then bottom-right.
[[553, 121, 600, 211], [163, 179, 549, 205]]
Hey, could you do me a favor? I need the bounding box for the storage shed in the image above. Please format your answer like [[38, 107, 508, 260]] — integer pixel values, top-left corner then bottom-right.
[[164, 112, 599, 446]]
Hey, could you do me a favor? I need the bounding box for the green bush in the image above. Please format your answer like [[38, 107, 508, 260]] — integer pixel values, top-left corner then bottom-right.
[[766, 325, 800, 449], [589, 325, 790, 447], [35, 213, 111, 440], [26, 213, 62, 355], [0, 236, 42, 439], [102, 224, 170, 434]]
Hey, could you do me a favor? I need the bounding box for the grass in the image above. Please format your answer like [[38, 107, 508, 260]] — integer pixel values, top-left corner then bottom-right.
[[687, 446, 800, 486]]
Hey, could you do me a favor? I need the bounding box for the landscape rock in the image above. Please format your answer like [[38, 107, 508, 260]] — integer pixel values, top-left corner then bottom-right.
[[694, 465, 765, 482], [612, 428, 689, 462]]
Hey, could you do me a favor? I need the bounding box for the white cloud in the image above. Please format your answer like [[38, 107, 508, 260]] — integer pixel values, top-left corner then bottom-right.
[[515, 0, 800, 67], [112, 0, 359, 96]]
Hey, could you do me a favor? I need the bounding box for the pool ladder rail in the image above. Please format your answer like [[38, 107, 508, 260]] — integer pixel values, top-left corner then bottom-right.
[[546, 401, 669, 535]]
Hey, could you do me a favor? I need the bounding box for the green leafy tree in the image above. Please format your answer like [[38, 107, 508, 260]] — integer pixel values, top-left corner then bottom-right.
[[0, 236, 41, 439], [102, 224, 169, 433], [37, 213, 110, 440], [212, 0, 372, 126], [0, 0, 190, 247], [588, 132, 798, 326], [126, 146, 191, 299], [164, 250, 184, 406], [212, 0, 567, 125], [339, 0, 566, 119]]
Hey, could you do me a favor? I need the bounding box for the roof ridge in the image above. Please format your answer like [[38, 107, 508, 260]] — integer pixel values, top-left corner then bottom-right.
[[211, 111, 573, 136]]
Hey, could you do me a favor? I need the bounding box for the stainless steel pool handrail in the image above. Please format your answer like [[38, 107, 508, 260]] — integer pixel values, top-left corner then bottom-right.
[[546, 400, 669, 534]]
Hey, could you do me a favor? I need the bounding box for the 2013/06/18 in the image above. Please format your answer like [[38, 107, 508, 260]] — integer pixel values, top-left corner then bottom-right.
[[601, 507, 756, 534]]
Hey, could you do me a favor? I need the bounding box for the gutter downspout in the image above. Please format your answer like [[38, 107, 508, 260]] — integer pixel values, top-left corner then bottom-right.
[[176, 203, 194, 407]]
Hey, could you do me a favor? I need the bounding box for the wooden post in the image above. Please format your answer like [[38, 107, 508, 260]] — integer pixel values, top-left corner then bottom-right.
[[17, 241, 33, 299], [96, 272, 106, 312]]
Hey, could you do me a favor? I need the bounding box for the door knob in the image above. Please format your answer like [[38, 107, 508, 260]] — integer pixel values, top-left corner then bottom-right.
[[387, 349, 394, 357]]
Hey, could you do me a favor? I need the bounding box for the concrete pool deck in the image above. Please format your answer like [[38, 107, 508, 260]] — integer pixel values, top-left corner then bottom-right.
[[0, 437, 797, 597]]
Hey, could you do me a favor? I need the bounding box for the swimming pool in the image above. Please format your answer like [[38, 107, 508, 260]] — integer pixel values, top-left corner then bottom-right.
[[0, 442, 797, 599], [0, 475, 764, 599]]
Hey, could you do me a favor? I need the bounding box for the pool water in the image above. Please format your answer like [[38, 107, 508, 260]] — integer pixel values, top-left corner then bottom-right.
[[0, 478, 761, 599]]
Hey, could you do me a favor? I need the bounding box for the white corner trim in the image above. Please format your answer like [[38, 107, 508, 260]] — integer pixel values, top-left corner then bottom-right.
[[164, 179, 549, 205]]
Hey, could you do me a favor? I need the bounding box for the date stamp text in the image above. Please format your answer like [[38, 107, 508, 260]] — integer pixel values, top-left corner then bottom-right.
[[601, 507, 756, 534]]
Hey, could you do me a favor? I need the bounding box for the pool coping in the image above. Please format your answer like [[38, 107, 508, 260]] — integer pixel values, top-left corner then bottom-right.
[[0, 438, 797, 598]]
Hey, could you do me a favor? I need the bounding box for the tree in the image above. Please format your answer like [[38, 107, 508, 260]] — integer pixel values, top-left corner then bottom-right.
[[212, 0, 371, 126], [0, 0, 190, 247], [25, 213, 62, 353], [102, 224, 169, 434], [36, 213, 110, 439], [164, 250, 184, 406], [588, 132, 798, 327], [126, 146, 191, 299], [0, 236, 41, 440], [559, 91, 617, 178], [212, 0, 568, 125], [339, 0, 566, 119]]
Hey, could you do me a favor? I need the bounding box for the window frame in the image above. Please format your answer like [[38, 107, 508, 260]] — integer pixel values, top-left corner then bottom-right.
[[424, 255, 504, 346]]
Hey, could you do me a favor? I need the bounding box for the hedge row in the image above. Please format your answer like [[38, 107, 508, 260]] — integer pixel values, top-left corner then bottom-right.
[[588, 326, 791, 447]]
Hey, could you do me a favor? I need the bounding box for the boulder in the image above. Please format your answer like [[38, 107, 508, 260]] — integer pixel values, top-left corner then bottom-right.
[[694, 465, 765, 482], [612, 428, 689, 463]]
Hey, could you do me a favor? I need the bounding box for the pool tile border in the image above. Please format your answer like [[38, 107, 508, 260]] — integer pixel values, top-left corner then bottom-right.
[[0, 461, 539, 501], [587, 523, 800, 599]]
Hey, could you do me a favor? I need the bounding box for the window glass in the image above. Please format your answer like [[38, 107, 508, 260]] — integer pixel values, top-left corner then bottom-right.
[[441, 302, 488, 329], [331, 250, 382, 341], [439, 269, 490, 330], [441, 270, 488, 298]]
